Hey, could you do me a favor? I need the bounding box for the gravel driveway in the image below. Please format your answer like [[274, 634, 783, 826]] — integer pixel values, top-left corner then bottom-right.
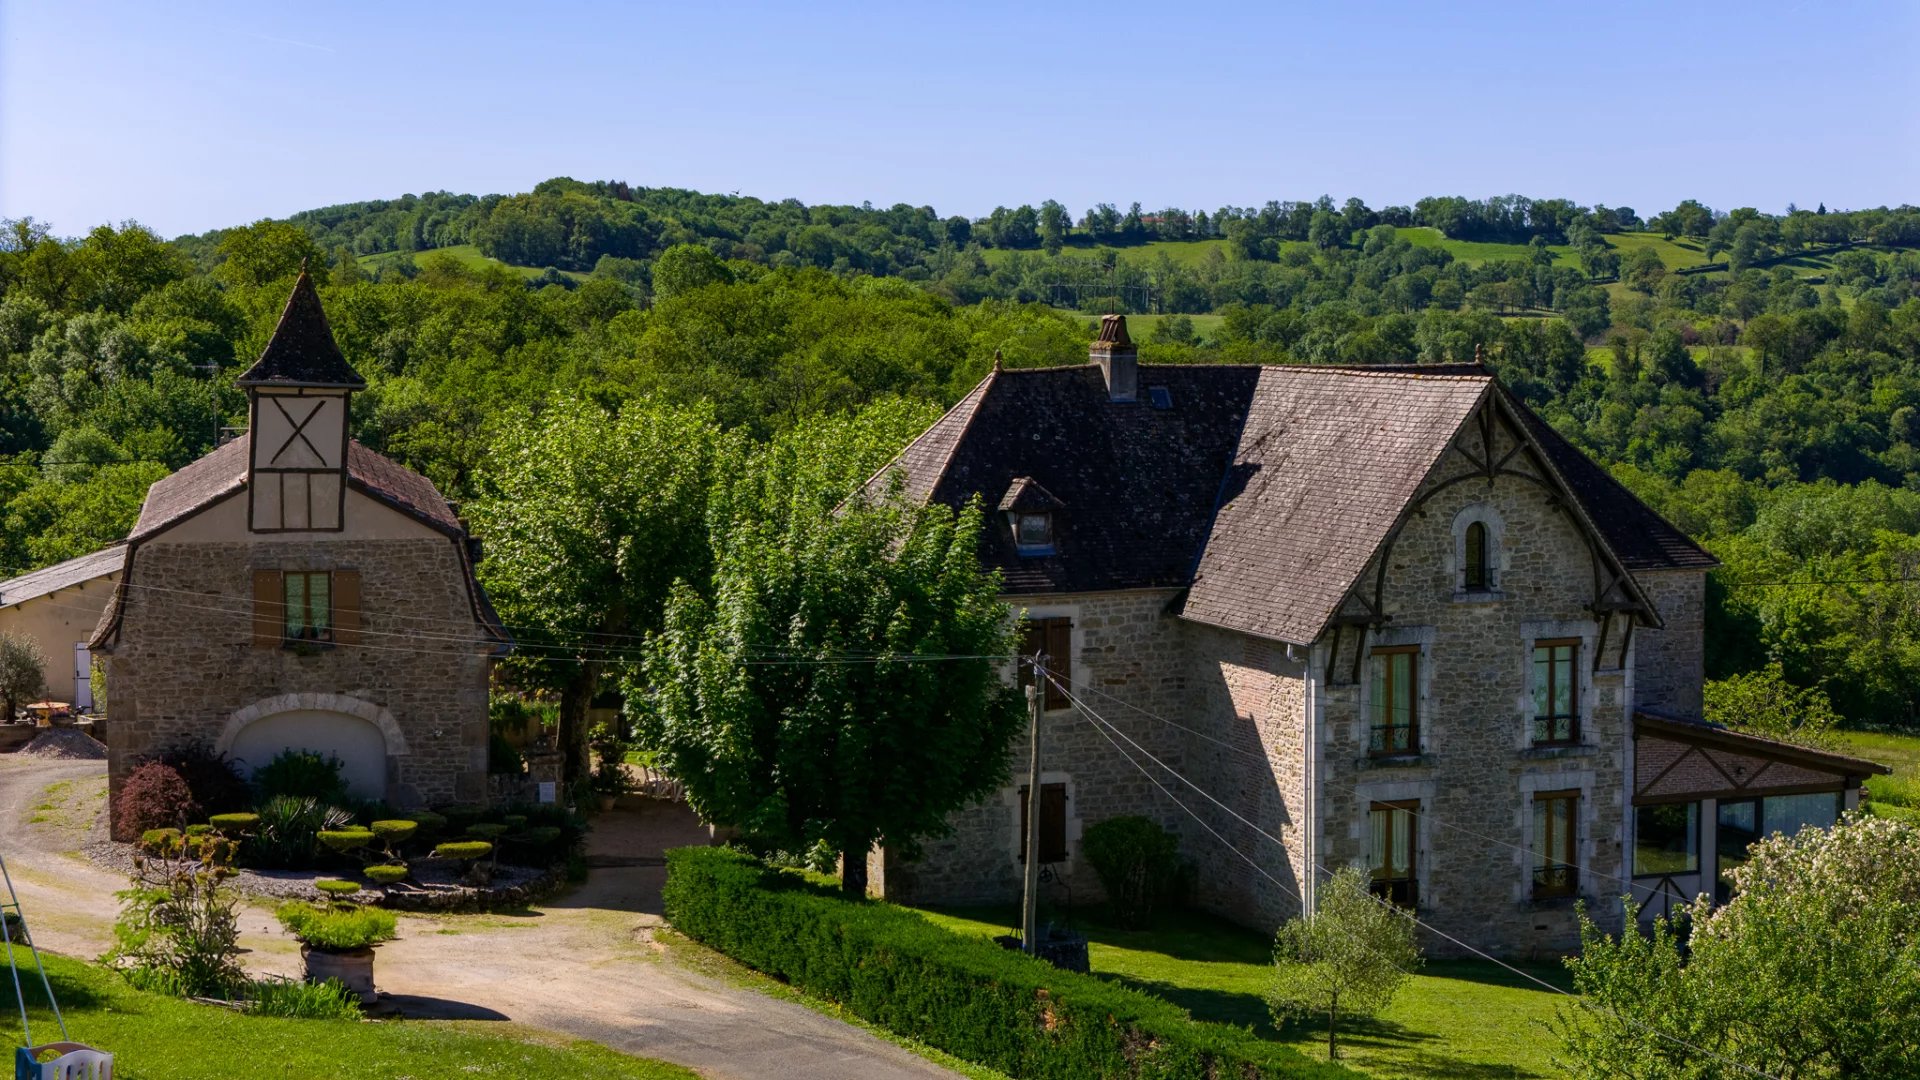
[[0, 757, 956, 1080]]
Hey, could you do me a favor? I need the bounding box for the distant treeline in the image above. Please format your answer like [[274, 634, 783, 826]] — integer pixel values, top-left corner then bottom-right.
[[170, 180, 1920, 289]]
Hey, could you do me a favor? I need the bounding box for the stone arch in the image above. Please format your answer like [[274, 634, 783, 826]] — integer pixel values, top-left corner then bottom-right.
[[217, 693, 408, 758], [1450, 502, 1507, 594]]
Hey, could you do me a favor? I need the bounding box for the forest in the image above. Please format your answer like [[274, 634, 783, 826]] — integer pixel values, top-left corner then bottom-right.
[[6, 182, 1920, 729]]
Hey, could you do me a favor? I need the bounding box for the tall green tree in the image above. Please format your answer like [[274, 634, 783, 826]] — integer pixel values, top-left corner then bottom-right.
[[638, 491, 1021, 896], [468, 397, 736, 780], [0, 630, 47, 720]]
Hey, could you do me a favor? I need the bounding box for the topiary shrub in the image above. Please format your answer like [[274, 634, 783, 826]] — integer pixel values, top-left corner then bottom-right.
[[140, 827, 184, 855], [185, 824, 214, 838], [404, 810, 448, 835], [466, 823, 507, 840], [1082, 815, 1182, 928], [317, 829, 374, 855], [432, 841, 492, 860], [314, 879, 361, 902], [115, 761, 201, 840], [209, 812, 260, 834], [250, 748, 348, 803], [370, 819, 418, 843], [364, 864, 409, 886]]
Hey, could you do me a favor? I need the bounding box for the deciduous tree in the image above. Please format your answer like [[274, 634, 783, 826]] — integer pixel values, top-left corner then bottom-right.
[[1267, 865, 1421, 1059]]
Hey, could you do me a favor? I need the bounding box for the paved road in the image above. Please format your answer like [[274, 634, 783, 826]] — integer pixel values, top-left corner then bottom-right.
[[0, 756, 956, 1080]]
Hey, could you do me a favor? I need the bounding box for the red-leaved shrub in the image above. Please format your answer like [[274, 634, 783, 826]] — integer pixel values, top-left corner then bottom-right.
[[114, 762, 201, 841], [153, 741, 251, 816]]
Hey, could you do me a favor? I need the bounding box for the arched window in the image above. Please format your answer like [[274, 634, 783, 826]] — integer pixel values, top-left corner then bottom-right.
[[1464, 521, 1490, 591]]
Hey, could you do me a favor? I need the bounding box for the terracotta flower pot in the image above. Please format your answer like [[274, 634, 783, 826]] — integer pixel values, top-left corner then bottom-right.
[[301, 944, 378, 1004]]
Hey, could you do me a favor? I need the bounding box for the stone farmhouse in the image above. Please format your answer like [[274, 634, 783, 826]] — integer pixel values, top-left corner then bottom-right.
[[862, 315, 1887, 954], [0, 543, 122, 714], [90, 273, 508, 837]]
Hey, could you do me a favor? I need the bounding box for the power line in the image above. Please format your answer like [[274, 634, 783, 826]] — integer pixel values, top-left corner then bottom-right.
[[1045, 672, 1786, 1080]]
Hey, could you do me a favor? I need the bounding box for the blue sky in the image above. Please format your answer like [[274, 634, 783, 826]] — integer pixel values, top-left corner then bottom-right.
[[2, 1, 1914, 238]]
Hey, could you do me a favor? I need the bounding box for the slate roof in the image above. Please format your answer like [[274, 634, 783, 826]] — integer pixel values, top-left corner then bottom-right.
[[1636, 709, 1889, 777], [0, 545, 124, 609], [1183, 367, 1493, 643], [127, 437, 462, 541], [235, 271, 366, 389], [865, 350, 1713, 644], [1515, 403, 1717, 571]]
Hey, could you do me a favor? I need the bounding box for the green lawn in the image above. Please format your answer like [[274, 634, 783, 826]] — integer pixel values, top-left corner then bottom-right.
[[1399, 227, 1581, 271], [916, 906, 1568, 1079], [1832, 728, 1920, 818], [359, 244, 588, 283], [4, 949, 693, 1080], [1070, 311, 1226, 343], [1603, 231, 1712, 271]]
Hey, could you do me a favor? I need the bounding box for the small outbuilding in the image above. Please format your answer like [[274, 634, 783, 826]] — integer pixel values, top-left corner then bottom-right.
[[0, 544, 123, 714]]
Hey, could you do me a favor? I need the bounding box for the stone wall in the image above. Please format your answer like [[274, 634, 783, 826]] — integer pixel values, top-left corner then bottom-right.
[[1631, 568, 1707, 717], [1180, 621, 1310, 929], [102, 535, 492, 836], [877, 588, 1191, 908], [1313, 427, 1632, 956]]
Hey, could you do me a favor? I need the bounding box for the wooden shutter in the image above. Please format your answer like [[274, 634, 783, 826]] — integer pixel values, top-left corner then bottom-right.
[[1018, 783, 1069, 863], [333, 570, 361, 645], [251, 570, 283, 648], [1043, 619, 1072, 709]]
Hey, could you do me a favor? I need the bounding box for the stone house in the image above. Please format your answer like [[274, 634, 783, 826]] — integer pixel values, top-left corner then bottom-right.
[[90, 273, 508, 835], [862, 315, 1886, 955], [0, 544, 122, 714]]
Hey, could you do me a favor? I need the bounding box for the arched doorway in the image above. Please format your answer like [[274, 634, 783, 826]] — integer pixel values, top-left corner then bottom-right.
[[219, 693, 408, 801]]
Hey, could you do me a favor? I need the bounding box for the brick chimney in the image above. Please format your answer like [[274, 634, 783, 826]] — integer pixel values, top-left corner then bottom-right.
[[1091, 313, 1137, 403]]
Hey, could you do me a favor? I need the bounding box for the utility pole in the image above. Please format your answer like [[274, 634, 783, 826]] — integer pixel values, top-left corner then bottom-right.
[[1021, 651, 1046, 955]]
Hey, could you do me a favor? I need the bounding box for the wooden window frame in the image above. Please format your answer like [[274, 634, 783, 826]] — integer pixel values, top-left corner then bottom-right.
[[1368, 645, 1420, 757], [252, 569, 361, 650], [282, 570, 335, 644], [1018, 617, 1072, 710], [1368, 800, 1419, 909], [1531, 638, 1580, 745], [1015, 512, 1054, 553], [1531, 789, 1580, 899], [1017, 782, 1068, 863], [1463, 520, 1491, 591]]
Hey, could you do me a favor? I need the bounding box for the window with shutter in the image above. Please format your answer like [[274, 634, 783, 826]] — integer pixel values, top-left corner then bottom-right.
[[251, 570, 283, 648], [333, 570, 362, 645], [1018, 783, 1069, 862], [1016, 617, 1072, 709]]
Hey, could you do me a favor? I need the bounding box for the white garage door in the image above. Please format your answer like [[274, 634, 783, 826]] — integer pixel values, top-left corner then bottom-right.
[[229, 709, 388, 800]]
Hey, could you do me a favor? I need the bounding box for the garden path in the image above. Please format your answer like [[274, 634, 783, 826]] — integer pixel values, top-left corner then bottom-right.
[[0, 757, 956, 1080]]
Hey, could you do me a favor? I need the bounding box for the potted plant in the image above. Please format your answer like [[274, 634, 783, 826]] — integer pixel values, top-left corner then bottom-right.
[[276, 887, 397, 1005]]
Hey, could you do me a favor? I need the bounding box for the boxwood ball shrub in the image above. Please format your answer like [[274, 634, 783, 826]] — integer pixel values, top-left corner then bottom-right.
[[466, 823, 508, 841], [1081, 815, 1183, 928], [115, 761, 201, 837], [433, 841, 492, 861], [662, 847, 1350, 1080], [317, 829, 374, 854], [403, 810, 448, 835], [139, 827, 183, 854]]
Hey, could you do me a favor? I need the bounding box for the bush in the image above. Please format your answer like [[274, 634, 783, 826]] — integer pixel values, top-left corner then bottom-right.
[[251, 748, 348, 803], [404, 810, 448, 835], [139, 827, 184, 855], [110, 829, 245, 998], [242, 796, 351, 870], [1082, 816, 1183, 928], [364, 864, 409, 886], [662, 847, 1348, 1080], [248, 976, 362, 1020], [370, 819, 418, 844], [433, 841, 492, 860], [315, 879, 361, 901], [317, 828, 375, 854], [115, 762, 201, 838], [275, 902, 397, 951], [208, 812, 259, 833], [149, 741, 251, 816]]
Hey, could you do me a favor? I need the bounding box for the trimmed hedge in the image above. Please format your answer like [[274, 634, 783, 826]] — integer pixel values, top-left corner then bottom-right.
[[662, 847, 1353, 1080]]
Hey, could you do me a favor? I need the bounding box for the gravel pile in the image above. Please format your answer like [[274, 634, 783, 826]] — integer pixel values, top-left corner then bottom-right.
[[19, 726, 108, 760]]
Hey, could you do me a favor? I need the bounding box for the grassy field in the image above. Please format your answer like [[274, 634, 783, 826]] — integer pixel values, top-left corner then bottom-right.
[[917, 906, 1567, 1079], [1832, 728, 1920, 818], [1069, 311, 1227, 342], [359, 244, 588, 283], [1398, 227, 1581, 270], [3, 949, 692, 1080]]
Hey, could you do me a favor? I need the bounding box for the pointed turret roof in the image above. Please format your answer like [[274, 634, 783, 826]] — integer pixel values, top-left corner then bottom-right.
[[236, 270, 365, 389]]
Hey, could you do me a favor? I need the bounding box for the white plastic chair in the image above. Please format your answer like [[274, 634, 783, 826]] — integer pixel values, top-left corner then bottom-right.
[[15, 1043, 113, 1080]]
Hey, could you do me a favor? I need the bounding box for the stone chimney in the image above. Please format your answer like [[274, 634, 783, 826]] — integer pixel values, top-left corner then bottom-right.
[[1091, 313, 1137, 403]]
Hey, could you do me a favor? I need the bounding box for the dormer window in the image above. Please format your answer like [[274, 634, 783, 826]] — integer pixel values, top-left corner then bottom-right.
[[999, 476, 1065, 558], [1016, 512, 1054, 552]]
